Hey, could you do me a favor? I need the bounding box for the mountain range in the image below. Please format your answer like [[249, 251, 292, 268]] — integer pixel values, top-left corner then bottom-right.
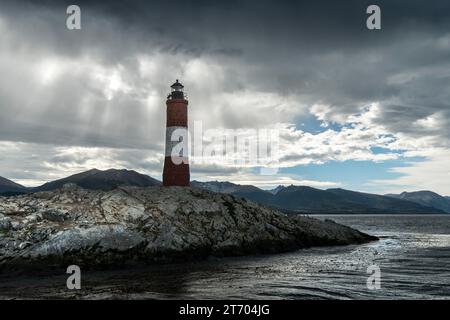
[[385, 191, 450, 214], [1, 169, 449, 214], [192, 182, 447, 214], [0, 176, 28, 196]]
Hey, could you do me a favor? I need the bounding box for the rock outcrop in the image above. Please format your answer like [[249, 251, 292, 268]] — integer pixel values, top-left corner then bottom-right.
[[0, 185, 377, 270]]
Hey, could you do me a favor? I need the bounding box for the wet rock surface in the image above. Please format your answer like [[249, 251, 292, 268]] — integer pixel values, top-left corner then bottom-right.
[[0, 185, 377, 271]]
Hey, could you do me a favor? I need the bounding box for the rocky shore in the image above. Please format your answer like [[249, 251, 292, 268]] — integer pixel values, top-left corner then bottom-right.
[[0, 185, 377, 271]]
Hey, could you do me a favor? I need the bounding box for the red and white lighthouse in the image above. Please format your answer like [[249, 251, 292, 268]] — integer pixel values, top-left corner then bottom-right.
[[163, 80, 190, 186]]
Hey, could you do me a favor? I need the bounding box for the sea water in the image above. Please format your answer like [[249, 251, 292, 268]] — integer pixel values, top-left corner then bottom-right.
[[1, 214, 449, 299]]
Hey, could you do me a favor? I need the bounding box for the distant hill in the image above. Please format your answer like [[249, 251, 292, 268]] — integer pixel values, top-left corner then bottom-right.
[[385, 191, 450, 213], [271, 186, 345, 212], [268, 185, 286, 195], [193, 181, 444, 214], [191, 181, 274, 205], [269, 186, 443, 214], [322, 188, 443, 214], [0, 176, 28, 196], [33, 169, 161, 192]]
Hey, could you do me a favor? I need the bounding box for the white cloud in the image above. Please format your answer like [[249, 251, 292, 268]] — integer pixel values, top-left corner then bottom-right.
[[371, 148, 450, 195]]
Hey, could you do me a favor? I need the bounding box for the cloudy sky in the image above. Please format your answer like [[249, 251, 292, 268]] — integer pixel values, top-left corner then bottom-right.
[[0, 0, 449, 194]]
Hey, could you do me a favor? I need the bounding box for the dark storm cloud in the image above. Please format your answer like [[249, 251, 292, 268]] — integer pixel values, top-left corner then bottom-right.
[[7, 0, 450, 60], [0, 0, 449, 149]]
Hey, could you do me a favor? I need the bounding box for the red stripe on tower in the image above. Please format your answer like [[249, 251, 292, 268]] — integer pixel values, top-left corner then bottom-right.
[[163, 80, 190, 186]]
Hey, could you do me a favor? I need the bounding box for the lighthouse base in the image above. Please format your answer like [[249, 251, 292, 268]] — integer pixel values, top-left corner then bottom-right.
[[163, 157, 190, 186]]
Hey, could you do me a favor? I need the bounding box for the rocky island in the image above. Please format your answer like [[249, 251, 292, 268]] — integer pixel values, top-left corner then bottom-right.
[[0, 185, 377, 271]]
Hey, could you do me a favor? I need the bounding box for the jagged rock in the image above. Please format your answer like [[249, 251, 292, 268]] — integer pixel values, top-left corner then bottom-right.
[[0, 186, 377, 270], [41, 209, 69, 222], [0, 214, 12, 231]]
